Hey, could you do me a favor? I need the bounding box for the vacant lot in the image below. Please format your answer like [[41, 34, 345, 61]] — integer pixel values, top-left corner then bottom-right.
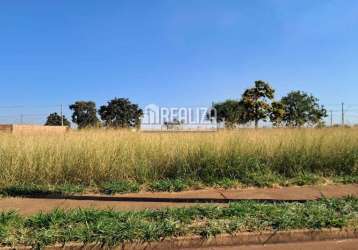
[[0, 128, 357, 192]]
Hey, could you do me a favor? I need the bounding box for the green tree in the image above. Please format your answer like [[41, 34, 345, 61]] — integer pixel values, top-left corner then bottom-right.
[[69, 101, 99, 129], [280, 91, 327, 127], [241, 80, 275, 128], [98, 98, 143, 128], [269, 101, 286, 127], [44, 112, 71, 127], [211, 100, 247, 128]]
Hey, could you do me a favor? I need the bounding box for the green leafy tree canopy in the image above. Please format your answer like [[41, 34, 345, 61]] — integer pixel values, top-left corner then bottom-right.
[[269, 101, 286, 127], [44, 112, 71, 127], [69, 101, 99, 129], [241, 80, 275, 128], [98, 98, 143, 128], [211, 100, 247, 128], [280, 91, 327, 127]]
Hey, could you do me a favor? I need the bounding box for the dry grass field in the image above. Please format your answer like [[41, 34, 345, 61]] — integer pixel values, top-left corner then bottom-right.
[[0, 128, 357, 190]]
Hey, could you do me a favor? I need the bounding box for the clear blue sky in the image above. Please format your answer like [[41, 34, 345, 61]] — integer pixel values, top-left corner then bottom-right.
[[1, 0, 358, 123]]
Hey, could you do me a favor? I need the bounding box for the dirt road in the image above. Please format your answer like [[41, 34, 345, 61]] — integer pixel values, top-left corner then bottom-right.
[[1, 184, 357, 215], [188, 239, 358, 250]]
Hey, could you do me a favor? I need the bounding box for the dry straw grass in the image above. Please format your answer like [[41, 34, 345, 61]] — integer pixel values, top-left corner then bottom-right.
[[0, 128, 357, 186]]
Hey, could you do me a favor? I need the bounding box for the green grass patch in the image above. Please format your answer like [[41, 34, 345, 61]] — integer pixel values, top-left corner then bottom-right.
[[99, 180, 140, 194], [334, 175, 358, 184], [0, 184, 61, 197], [1, 197, 358, 249], [211, 178, 240, 189], [0, 184, 85, 197], [148, 179, 189, 192], [288, 173, 323, 186]]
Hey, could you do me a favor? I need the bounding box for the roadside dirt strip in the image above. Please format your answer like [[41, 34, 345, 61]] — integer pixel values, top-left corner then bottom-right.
[[1, 229, 358, 250], [0, 198, 199, 215], [189, 239, 358, 250], [0, 184, 357, 215]]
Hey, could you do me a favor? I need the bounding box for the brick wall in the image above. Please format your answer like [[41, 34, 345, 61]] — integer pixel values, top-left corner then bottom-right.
[[0, 125, 13, 133]]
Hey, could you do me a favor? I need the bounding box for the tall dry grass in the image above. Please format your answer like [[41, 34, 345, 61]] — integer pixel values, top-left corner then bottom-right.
[[0, 128, 357, 186]]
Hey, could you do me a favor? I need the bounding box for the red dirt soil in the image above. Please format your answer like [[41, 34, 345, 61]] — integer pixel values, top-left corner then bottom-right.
[[1, 184, 357, 215]]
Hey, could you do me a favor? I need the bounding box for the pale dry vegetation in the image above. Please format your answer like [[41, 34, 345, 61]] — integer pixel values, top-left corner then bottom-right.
[[0, 128, 357, 188]]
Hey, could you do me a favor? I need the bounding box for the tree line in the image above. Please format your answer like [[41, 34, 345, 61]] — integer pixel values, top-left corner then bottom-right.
[[210, 80, 327, 128], [45, 98, 143, 129], [45, 80, 327, 128]]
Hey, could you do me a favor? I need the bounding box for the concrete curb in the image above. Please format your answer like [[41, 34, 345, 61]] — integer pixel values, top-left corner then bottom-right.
[[3, 228, 358, 250]]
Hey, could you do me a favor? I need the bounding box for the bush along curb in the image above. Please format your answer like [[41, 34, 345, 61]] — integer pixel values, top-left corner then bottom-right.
[[1, 228, 358, 250]]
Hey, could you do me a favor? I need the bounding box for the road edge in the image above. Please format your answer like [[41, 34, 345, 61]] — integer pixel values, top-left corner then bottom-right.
[[2, 228, 358, 250]]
